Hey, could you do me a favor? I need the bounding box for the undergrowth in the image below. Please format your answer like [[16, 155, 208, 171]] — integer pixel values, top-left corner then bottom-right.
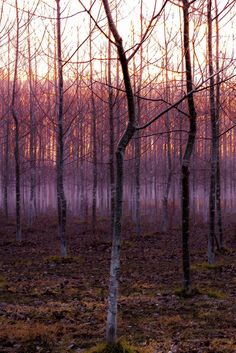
[[0, 275, 8, 289], [44, 255, 81, 264], [191, 262, 222, 271], [85, 341, 139, 353], [18, 334, 55, 353], [174, 286, 225, 299]]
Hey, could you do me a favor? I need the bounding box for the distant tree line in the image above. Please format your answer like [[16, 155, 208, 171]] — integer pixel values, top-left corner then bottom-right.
[[0, 0, 236, 346]]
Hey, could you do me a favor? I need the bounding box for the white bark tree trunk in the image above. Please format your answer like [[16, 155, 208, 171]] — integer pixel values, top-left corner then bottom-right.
[[102, 0, 136, 344]]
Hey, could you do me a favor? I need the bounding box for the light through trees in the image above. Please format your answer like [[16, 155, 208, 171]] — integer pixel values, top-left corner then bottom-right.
[[0, 0, 236, 344]]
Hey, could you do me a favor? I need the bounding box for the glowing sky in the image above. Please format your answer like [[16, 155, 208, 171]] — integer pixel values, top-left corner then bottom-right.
[[1, 0, 235, 83]]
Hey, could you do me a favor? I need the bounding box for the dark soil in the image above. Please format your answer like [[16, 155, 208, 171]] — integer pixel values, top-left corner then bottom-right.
[[0, 213, 235, 353]]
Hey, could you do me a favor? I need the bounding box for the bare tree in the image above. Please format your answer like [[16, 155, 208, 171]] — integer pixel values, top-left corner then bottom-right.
[[207, 0, 216, 264], [89, 15, 98, 234], [133, 1, 143, 237], [3, 34, 10, 219], [162, 9, 173, 233], [214, 0, 223, 249], [181, 0, 197, 294], [3, 114, 9, 219], [207, 0, 222, 263], [28, 12, 37, 226], [107, 30, 115, 230], [102, 0, 136, 344], [12, 0, 22, 241], [101, 0, 203, 341], [56, 0, 67, 257]]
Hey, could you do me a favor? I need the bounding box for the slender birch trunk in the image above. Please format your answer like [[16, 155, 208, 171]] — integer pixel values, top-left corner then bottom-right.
[[89, 16, 98, 234], [181, 0, 197, 294], [56, 0, 67, 257], [102, 0, 136, 344], [162, 110, 172, 232], [28, 13, 36, 226], [207, 0, 217, 264], [3, 114, 9, 219], [75, 29, 86, 220], [162, 10, 172, 233], [134, 100, 141, 237], [108, 34, 115, 231], [3, 34, 11, 219], [214, 0, 223, 249], [80, 121, 85, 219], [12, 0, 22, 241], [134, 1, 143, 237]]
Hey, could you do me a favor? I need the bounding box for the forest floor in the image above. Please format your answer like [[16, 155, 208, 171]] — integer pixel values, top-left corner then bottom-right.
[[0, 213, 235, 353]]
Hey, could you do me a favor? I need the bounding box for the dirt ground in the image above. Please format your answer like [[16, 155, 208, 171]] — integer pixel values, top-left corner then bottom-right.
[[0, 213, 235, 353]]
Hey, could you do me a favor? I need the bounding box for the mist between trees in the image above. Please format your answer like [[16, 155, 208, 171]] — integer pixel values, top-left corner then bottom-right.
[[0, 2, 235, 245], [0, 0, 235, 219], [1, 77, 235, 219], [0, 0, 236, 346]]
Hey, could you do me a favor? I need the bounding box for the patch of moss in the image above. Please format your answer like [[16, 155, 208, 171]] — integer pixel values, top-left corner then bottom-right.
[[174, 287, 201, 298], [44, 255, 80, 264], [141, 231, 159, 238], [14, 259, 34, 266], [174, 285, 226, 299], [210, 338, 236, 353], [85, 340, 139, 353], [127, 282, 157, 297], [0, 275, 8, 290], [122, 240, 134, 249], [202, 289, 226, 299], [191, 262, 222, 271], [160, 314, 182, 326]]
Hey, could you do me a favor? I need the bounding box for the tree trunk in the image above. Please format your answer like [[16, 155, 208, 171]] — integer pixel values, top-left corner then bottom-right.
[[133, 1, 143, 237], [108, 34, 115, 231], [91, 90, 97, 233], [3, 117, 9, 219], [134, 111, 141, 237], [162, 10, 172, 233], [162, 112, 172, 232], [181, 0, 197, 294], [3, 34, 11, 220], [214, 0, 223, 249], [102, 0, 136, 344], [28, 14, 36, 226], [89, 9, 98, 234], [56, 0, 67, 257], [207, 0, 217, 264], [12, 0, 22, 242], [14, 117, 22, 241]]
